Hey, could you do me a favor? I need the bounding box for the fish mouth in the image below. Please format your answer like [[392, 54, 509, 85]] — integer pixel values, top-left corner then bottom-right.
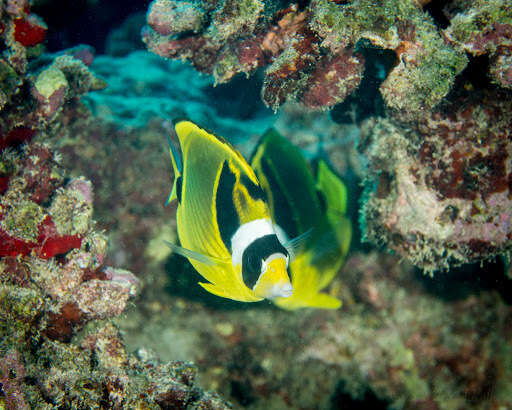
[[271, 282, 293, 298]]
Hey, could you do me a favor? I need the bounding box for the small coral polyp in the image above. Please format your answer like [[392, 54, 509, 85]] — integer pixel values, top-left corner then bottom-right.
[[360, 91, 512, 271]]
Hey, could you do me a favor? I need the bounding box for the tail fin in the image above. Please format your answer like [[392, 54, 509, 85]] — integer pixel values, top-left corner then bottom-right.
[[316, 160, 348, 217], [165, 121, 183, 205]]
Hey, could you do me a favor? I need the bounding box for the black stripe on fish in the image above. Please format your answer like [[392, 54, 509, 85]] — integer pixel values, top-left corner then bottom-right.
[[176, 175, 182, 203], [260, 158, 298, 239], [242, 234, 288, 289], [216, 161, 239, 250], [241, 173, 266, 203]]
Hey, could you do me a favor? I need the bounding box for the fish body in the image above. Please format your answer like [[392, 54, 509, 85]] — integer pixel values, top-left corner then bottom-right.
[[167, 120, 293, 302], [251, 129, 351, 310]]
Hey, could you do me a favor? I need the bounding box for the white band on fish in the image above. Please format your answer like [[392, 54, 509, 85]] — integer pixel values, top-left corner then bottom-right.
[[230, 218, 275, 267]]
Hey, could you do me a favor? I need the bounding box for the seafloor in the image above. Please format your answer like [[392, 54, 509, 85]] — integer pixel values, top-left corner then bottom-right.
[[1, 0, 511, 409]]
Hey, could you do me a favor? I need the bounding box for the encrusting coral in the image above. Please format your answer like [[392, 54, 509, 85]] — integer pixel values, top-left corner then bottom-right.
[[0, 2, 232, 407], [360, 78, 512, 272], [142, 0, 473, 114], [0, 113, 229, 410]]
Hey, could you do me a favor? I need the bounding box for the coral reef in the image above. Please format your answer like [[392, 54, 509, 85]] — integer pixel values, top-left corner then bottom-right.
[[141, 0, 473, 114], [359, 87, 512, 271], [0, 5, 231, 408], [2, 1, 511, 408], [0, 135, 230, 408], [118, 251, 512, 410]]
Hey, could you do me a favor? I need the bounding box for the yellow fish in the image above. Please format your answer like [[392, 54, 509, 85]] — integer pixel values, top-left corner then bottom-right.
[[166, 120, 293, 302], [251, 129, 351, 310], [166, 121, 351, 309]]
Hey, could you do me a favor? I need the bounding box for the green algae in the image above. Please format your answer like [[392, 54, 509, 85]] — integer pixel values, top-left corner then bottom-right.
[[213, 50, 241, 83], [0, 285, 44, 347], [34, 67, 68, 100], [49, 187, 92, 236], [310, 0, 418, 45], [383, 25, 467, 112], [209, 0, 265, 43], [449, 0, 512, 44], [0, 200, 44, 242], [310, 0, 468, 112]]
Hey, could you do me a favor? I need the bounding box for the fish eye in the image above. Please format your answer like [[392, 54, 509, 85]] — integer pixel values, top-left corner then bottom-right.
[[261, 259, 267, 273]]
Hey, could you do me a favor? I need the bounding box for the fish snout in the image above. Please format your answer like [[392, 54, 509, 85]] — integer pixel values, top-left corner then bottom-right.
[[253, 255, 293, 299], [276, 281, 293, 298]]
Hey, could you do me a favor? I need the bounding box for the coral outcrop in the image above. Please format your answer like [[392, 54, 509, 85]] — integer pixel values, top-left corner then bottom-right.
[[141, 0, 477, 114], [0, 117, 229, 410], [360, 88, 512, 271], [0, 3, 231, 408], [142, 0, 367, 111], [444, 0, 512, 90]]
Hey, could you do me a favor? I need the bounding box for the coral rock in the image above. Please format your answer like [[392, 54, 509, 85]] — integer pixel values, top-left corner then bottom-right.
[[143, 0, 470, 113], [443, 1, 512, 90], [360, 90, 512, 271], [31, 66, 68, 119], [0, 349, 29, 410], [302, 49, 365, 109], [147, 0, 207, 37], [0, 127, 34, 150]]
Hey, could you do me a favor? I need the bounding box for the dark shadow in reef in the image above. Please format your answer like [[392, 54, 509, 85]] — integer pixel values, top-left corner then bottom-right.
[[414, 258, 512, 305], [331, 381, 389, 410], [33, 0, 149, 53], [423, 0, 451, 29], [204, 71, 273, 121], [164, 253, 276, 311], [447, 53, 494, 102], [330, 42, 397, 125]]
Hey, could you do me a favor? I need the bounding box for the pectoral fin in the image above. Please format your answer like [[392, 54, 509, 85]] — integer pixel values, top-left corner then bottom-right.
[[282, 228, 313, 258], [164, 240, 229, 266]]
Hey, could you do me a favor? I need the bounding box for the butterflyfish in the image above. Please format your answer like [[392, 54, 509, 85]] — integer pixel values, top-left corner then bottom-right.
[[250, 129, 351, 310], [166, 120, 294, 302], [166, 121, 351, 309]]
